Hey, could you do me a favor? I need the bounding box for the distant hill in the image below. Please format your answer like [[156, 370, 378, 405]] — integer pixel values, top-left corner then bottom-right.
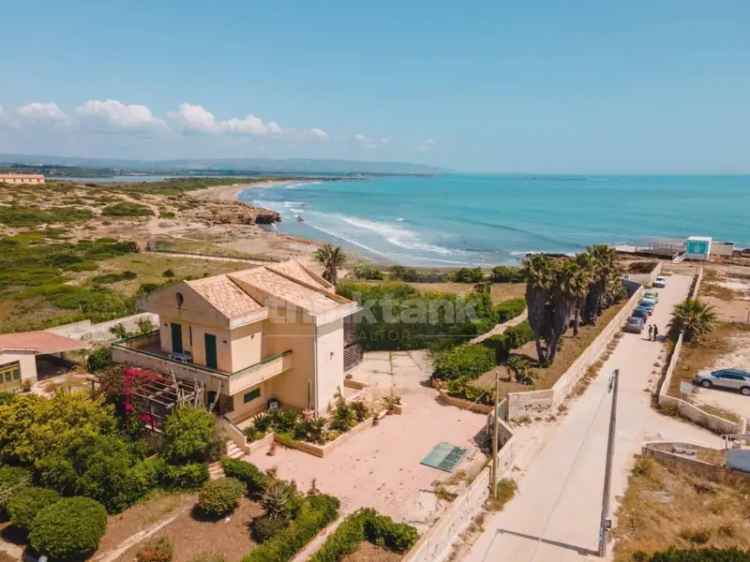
[[0, 154, 446, 176]]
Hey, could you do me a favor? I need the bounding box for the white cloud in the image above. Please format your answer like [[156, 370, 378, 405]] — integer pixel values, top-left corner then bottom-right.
[[76, 99, 165, 131], [353, 132, 389, 149], [168, 103, 282, 136], [16, 102, 70, 124], [418, 138, 437, 152], [308, 128, 329, 140]]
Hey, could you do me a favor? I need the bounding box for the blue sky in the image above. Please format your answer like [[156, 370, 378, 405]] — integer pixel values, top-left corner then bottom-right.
[[1, 1, 749, 172]]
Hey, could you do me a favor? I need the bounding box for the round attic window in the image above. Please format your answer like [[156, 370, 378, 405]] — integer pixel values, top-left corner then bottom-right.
[[176, 292, 184, 307]]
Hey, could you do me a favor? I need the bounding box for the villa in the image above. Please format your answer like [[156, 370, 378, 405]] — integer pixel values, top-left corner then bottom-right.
[[112, 260, 361, 422], [0, 173, 46, 185]]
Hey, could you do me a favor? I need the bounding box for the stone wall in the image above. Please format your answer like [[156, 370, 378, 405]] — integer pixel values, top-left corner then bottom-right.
[[643, 441, 750, 484]]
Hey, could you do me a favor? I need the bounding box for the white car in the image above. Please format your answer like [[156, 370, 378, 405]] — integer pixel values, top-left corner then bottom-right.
[[653, 276, 667, 288]]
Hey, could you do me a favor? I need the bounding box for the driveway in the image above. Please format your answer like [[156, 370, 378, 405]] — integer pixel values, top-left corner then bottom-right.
[[243, 350, 488, 527], [463, 274, 722, 562]]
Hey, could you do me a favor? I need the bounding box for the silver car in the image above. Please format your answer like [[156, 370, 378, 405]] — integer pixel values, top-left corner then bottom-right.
[[694, 368, 750, 396]]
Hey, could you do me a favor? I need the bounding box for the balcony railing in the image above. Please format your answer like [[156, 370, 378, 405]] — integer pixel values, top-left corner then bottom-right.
[[111, 332, 292, 393]]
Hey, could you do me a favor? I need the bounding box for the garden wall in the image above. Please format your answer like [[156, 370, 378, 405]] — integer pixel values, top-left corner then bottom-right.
[[506, 285, 644, 420], [643, 441, 750, 483], [655, 269, 747, 435], [626, 261, 663, 287], [403, 422, 517, 562]]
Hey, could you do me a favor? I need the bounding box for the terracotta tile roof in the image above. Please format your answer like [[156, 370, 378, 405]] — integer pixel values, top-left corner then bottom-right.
[[0, 331, 88, 354], [229, 266, 342, 314], [268, 261, 333, 291], [185, 275, 263, 319]]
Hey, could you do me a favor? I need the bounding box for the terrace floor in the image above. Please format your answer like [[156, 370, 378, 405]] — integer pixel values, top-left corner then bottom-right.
[[243, 350, 488, 527]]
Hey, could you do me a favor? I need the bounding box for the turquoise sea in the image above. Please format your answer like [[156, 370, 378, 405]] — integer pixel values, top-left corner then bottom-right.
[[239, 175, 750, 266]]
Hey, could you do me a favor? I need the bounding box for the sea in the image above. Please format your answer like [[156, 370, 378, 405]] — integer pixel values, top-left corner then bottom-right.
[[239, 174, 750, 266]]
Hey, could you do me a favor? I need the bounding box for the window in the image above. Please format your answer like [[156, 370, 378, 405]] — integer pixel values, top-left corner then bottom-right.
[[243, 387, 261, 403], [176, 292, 184, 307], [0, 361, 21, 392]]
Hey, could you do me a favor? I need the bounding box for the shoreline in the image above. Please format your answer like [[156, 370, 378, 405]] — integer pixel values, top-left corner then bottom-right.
[[189, 179, 298, 202]]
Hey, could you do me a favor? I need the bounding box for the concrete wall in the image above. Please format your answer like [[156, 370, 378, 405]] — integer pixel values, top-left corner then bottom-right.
[[263, 312, 315, 411], [404, 424, 517, 562], [314, 318, 346, 413], [626, 261, 663, 287], [656, 268, 746, 435], [47, 313, 159, 343], [507, 285, 644, 420], [643, 441, 750, 483]]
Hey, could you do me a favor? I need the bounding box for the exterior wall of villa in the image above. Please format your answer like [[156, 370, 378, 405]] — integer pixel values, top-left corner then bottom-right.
[[0, 174, 45, 185], [0, 351, 37, 385], [315, 318, 346, 413]]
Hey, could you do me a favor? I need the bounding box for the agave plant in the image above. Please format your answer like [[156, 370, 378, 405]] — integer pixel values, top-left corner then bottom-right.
[[313, 244, 346, 285], [668, 299, 717, 342]]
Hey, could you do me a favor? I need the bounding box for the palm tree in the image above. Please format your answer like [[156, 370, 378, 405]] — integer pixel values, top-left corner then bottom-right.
[[523, 254, 554, 364], [583, 245, 621, 324], [567, 254, 594, 335], [314, 244, 346, 285], [668, 299, 717, 342]]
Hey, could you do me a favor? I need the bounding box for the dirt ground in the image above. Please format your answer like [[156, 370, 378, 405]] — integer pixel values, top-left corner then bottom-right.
[[700, 267, 750, 323], [244, 350, 487, 528], [342, 541, 402, 562], [111, 496, 262, 562]]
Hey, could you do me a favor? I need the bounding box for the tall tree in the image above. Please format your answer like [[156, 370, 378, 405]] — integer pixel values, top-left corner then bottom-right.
[[566, 254, 594, 336], [583, 245, 622, 324], [314, 244, 346, 285]]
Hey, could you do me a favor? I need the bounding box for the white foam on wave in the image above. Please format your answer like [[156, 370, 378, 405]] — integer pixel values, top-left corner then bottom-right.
[[337, 215, 456, 256]]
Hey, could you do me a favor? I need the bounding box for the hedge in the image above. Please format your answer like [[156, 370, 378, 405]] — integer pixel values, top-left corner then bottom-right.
[[492, 298, 526, 323], [0, 465, 32, 514], [6, 486, 61, 531], [221, 458, 269, 498], [482, 320, 534, 361], [243, 494, 340, 562], [310, 508, 418, 562], [29, 496, 108, 560], [161, 462, 209, 489], [433, 344, 495, 380], [637, 549, 750, 562]]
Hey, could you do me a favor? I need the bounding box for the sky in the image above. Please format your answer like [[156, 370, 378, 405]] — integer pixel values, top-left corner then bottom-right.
[[1, 1, 749, 173]]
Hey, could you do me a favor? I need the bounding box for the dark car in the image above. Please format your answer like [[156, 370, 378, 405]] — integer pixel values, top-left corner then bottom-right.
[[632, 307, 649, 319], [624, 316, 645, 333]]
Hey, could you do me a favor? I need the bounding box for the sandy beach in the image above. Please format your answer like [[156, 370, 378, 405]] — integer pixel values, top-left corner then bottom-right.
[[189, 179, 307, 202]]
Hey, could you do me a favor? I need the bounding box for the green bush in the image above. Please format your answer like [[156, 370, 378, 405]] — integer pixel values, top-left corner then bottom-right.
[[243, 494, 340, 562], [310, 508, 418, 562], [490, 265, 524, 283], [0, 466, 32, 514], [6, 486, 60, 531], [433, 344, 495, 380], [492, 298, 526, 323], [451, 267, 484, 283], [482, 320, 534, 361], [252, 515, 289, 543], [29, 496, 107, 560], [221, 459, 269, 498], [197, 477, 244, 518], [446, 377, 493, 405], [0, 392, 15, 406], [92, 270, 137, 284], [102, 202, 154, 217], [87, 346, 113, 372], [33, 455, 78, 496], [162, 407, 218, 464], [352, 264, 383, 280], [161, 462, 209, 489], [136, 537, 174, 562], [639, 549, 750, 562]]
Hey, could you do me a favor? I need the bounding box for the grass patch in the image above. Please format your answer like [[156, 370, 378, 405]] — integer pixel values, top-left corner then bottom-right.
[[0, 206, 94, 226], [486, 478, 517, 512], [613, 455, 750, 561], [101, 202, 154, 217]]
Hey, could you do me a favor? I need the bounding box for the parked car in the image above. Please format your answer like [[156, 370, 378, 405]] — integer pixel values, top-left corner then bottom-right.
[[632, 307, 649, 319], [644, 290, 659, 302], [624, 316, 645, 333], [654, 276, 667, 288], [694, 368, 750, 396], [639, 299, 656, 312]]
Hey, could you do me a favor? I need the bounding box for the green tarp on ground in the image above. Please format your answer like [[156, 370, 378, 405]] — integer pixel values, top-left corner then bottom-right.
[[420, 442, 467, 472]]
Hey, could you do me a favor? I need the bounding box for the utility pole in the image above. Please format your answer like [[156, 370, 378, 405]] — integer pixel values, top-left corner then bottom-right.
[[491, 367, 501, 499], [598, 369, 619, 557]]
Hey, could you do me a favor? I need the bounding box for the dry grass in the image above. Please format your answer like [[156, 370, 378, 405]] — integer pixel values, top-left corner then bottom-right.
[[342, 542, 402, 562], [612, 455, 750, 561], [405, 282, 525, 304], [668, 322, 750, 396], [0, 552, 17, 562]]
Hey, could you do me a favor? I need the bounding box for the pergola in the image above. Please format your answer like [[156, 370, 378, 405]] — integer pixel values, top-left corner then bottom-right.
[[125, 368, 204, 431]]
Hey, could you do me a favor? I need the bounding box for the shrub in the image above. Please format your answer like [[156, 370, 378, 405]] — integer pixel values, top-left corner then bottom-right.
[[641, 549, 750, 562], [92, 271, 137, 284], [162, 407, 218, 464], [136, 537, 174, 562], [329, 397, 356, 433], [162, 269, 175, 278], [161, 463, 209, 490], [0, 466, 32, 514], [490, 265, 525, 283], [33, 455, 78, 495], [433, 344, 495, 380], [252, 515, 289, 543], [87, 346, 113, 372], [0, 392, 15, 406], [310, 508, 418, 562], [482, 320, 534, 361], [197, 477, 244, 518], [29, 496, 107, 560], [261, 480, 302, 521], [352, 264, 383, 280], [7, 486, 60, 531], [492, 298, 526, 323], [452, 267, 484, 283], [102, 202, 154, 217], [486, 479, 517, 512], [508, 356, 535, 385], [220, 459, 268, 498], [351, 401, 369, 423], [446, 377, 493, 405], [243, 494, 340, 562]]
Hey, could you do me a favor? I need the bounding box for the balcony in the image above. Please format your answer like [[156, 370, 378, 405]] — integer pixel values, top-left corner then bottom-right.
[[111, 332, 292, 394]]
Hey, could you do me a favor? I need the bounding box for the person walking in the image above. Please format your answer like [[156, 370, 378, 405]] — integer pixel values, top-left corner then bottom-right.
[[648, 324, 653, 341], [653, 324, 659, 341]]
